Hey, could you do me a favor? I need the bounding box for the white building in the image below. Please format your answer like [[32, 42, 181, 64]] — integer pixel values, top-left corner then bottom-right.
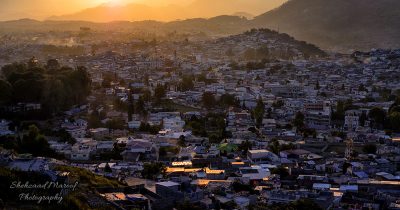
[[163, 117, 185, 132], [71, 138, 98, 161], [61, 119, 88, 139], [247, 149, 280, 164], [344, 110, 361, 131]]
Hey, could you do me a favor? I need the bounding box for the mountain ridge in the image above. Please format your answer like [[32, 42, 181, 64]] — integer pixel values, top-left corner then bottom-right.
[[1, 0, 400, 51], [252, 0, 400, 51], [47, 0, 286, 22]]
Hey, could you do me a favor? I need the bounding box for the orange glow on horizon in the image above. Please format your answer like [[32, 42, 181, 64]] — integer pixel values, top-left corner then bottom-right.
[[0, 0, 287, 22]]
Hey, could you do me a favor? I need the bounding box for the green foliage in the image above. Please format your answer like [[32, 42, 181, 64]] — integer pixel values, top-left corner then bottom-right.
[[389, 105, 400, 114], [270, 166, 290, 179], [232, 181, 256, 194], [208, 133, 222, 144], [269, 139, 295, 155], [359, 112, 367, 126], [0, 135, 18, 150], [178, 75, 195, 91], [0, 80, 12, 105], [141, 162, 166, 180], [202, 92, 216, 109], [0, 63, 91, 116], [54, 165, 122, 188], [220, 94, 240, 108], [0, 125, 63, 158], [387, 112, 400, 132], [368, 107, 386, 128], [185, 114, 227, 143], [159, 146, 179, 158], [332, 99, 358, 122], [185, 117, 207, 137], [178, 135, 186, 147], [154, 84, 166, 101], [301, 128, 317, 138], [293, 111, 305, 128], [269, 139, 281, 154], [95, 146, 123, 161], [253, 97, 265, 127], [55, 128, 76, 144], [101, 72, 114, 88], [139, 122, 161, 134], [272, 100, 284, 108], [197, 73, 211, 84], [141, 89, 152, 102], [362, 144, 377, 154], [87, 111, 104, 129], [135, 96, 147, 116], [19, 125, 58, 157], [105, 118, 126, 130], [238, 140, 252, 155], [113, 98, 129, 112]]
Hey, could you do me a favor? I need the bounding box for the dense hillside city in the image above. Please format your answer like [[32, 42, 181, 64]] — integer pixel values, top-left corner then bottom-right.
[[0, 8, 400, 210]]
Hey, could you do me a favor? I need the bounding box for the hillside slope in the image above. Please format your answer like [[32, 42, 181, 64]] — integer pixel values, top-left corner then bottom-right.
[[252, 0, 400, 51]]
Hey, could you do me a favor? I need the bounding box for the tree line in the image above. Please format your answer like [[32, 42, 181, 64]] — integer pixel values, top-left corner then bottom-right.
[[0, 60, 91, 117]]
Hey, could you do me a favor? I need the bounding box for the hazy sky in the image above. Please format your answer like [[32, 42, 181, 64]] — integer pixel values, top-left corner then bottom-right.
[[0, 0, 285, 21]]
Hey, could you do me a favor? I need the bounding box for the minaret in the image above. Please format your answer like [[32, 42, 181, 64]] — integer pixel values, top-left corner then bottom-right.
[[345, 138, 354, 160]]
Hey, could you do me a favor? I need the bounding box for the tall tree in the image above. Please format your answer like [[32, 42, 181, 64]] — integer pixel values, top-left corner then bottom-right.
[[0, 80, 12, 105], [368, 107, 386, 128], [293, 111, 305, 128], [202, 92, 216, 109], [154, 84, 166, 101], [179, 75, 194, 91], [253, 97, 265, 127], [387, 112, 400, 132]]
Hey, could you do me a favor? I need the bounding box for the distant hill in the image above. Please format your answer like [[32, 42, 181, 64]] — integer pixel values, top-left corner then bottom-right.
[[252, 0, 400, 51], [217, 28, 326, 60], [1, 0, 400, 52], [48, 3, 184, 22], [48, 0, 286, 22]]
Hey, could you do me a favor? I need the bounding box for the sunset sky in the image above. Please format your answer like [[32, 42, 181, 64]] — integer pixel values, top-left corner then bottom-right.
[[0, 0, 286, 21]]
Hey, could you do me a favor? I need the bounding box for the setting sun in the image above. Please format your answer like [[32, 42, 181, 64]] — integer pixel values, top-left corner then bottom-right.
[[102, 0, 126, 6]]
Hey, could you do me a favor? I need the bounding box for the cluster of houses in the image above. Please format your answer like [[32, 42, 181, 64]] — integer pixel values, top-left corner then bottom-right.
[[1, 28, 400, 210]]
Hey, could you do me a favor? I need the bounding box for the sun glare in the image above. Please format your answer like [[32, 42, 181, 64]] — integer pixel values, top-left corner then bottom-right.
[[88, 0, 124, 7], [108, 0, 124, 6]]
